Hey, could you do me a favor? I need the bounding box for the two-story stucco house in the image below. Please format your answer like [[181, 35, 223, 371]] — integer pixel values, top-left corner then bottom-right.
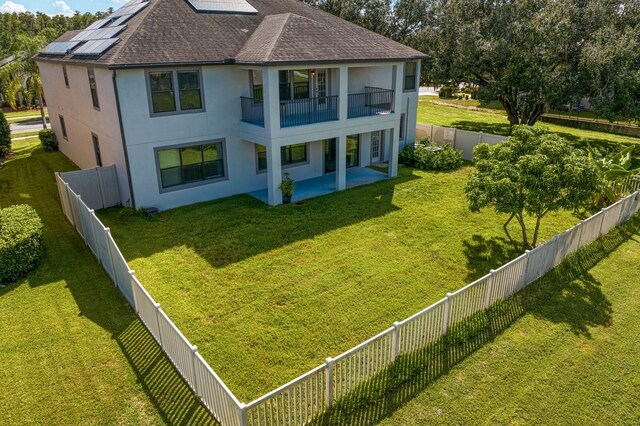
[[36, 0, 426, 210]]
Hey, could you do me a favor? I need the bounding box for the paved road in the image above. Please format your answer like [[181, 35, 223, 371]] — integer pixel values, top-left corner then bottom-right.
[[10, 119, 49, 135]]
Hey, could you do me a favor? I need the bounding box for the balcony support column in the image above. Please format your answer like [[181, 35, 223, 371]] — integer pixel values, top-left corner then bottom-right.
[[336, 134, 347, 191], [338, 66, 349, 122], [389, 127, 400, 178], [263, 67, 280, 135], [266, 142, 282, 206]]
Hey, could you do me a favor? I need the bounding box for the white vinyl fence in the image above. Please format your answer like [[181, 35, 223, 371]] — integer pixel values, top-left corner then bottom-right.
[[57, 166, 120, 210], [416, 123, 508, 160], [55, 174, 245, 426], [56, 170, 640, 426]]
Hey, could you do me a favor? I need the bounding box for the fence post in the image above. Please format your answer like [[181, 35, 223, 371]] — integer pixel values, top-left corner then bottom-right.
[[75, 193, 86, 243], [430, 124, 434, 141], [391, 321, 400, 361], [478, 131, 483, 144], [64, 182, 76, 228], [104, 227, 118, 287], [577, 220, 586, 248], [442, 293, 453, 335], [238, 402, 248, 426], [190, 345, 201, 398], [325, 357, 334, 407], [129, 270, 139, 314], [522, 250, 531, 287], [88, 209, 99, 258], [598, 208, 606, 236], [484, 270, 495, 309], [452, 128, 458, 149], [155, 303, 164, 346]]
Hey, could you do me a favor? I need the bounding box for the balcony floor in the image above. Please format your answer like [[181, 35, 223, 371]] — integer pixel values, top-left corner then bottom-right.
[[249, 167, 388, 204]]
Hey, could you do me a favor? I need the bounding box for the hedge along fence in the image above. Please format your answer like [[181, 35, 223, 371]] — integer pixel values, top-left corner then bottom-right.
[[0, 204, 44, 284], [56, 169, 640, 426]]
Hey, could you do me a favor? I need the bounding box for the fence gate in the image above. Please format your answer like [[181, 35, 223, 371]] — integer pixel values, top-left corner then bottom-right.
[[56, 165, 120, 210]]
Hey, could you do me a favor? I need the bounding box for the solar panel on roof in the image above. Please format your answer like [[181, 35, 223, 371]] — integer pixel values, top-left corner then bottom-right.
[[187, 0, 258, 14], [112, 2, 148, 17], [71, 25, 127, 42], [40, 41, 80, 55], [84, 18, 110, 31], [73, 38, 119, 56], [109, 14, 134, 27]]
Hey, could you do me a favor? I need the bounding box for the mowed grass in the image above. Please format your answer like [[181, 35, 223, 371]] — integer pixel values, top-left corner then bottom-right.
[[419, 98, 640, 162], [3, 108, 47, 120], [100, 165, 580, 401], [0, 139, 213, 425], [375, 217, 640, 425]]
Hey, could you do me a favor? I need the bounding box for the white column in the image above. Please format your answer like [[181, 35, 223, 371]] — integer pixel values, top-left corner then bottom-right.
[[338, 66, 349, 122], [263, 67, 280, 135], [392, 64, 403, 115], [336, 134, 347, 191], [267, 143, 282, 206], [389, 127, 400, 178]]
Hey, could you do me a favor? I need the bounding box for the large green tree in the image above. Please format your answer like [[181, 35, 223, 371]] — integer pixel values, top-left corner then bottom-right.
[[465, 126, 599, 248], [424, 0, 640, 127]]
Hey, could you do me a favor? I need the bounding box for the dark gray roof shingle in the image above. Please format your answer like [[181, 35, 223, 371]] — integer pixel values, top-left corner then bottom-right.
[[37, 0, 426, 68]]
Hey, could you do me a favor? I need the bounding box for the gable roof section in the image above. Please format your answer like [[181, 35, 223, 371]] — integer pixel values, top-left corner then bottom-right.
[[36, 0, 426, 68]]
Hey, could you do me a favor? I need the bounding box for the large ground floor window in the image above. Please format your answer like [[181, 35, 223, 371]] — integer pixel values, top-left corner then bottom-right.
[[257, 143, 308, 172], [156, 141, 225, 190]]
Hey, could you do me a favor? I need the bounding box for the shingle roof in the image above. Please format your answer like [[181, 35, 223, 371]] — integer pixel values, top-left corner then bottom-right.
[[36, 0, 426, 68]]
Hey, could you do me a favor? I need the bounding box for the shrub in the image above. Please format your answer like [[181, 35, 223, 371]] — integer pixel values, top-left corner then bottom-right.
[[400, 137, 464, 171], [438, 85, 457, 98], [0, 110, 10, 158], [0, 205, 44, 284], [39, 129, 58, 152]]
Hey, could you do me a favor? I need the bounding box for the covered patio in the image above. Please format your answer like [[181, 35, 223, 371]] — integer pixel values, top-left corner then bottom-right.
[[249, 167, 388, 204]]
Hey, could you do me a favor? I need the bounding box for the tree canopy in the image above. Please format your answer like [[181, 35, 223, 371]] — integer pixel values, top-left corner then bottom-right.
[[465, 126, 599, 247]]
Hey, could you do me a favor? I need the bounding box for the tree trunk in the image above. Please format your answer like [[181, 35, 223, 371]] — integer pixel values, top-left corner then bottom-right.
[[38, 92, 47, 130], [516, 213, 529, 248], [531, 214, 544, 247], [503, 212, 516, 242], [498, 93, 546, 131]]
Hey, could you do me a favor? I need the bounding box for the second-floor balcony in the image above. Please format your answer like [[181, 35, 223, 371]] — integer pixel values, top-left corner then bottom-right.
[[348, 87, 394, 119], [240, 87, 395, 128], [280, 96, 339, 128]]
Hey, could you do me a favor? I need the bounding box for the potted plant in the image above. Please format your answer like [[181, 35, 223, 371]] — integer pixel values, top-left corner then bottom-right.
[[279, 172, 295, 204]]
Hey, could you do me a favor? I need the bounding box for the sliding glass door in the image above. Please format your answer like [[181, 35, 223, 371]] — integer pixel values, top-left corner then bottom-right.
[[324, 136, 360, 174]]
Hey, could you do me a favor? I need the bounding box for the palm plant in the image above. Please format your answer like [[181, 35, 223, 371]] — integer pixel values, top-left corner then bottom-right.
[[587, 144, 640, 206], [0, 35, 48, 129]]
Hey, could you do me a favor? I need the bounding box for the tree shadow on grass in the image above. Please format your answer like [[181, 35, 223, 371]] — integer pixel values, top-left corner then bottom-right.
[[0, 143, 218, 424], [310, 216, 638, 426], [462, 234, 523, 281]]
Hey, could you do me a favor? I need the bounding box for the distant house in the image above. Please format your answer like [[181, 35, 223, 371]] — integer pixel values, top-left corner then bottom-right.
[[36, 0, 426, 210]]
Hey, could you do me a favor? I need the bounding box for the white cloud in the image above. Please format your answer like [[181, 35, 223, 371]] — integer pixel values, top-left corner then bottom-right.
[[53, 0, 73, 16], [0, 1, 28, 13]]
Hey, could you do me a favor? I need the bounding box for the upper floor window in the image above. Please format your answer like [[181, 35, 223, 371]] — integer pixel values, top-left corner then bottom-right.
[[59, 115, 68, 140], [250, 70, 263, 101], [156, 141, 225, 190], [279, 70, 310, 101], [88, 69, 100, 109], [63, 66, 69, 88], [404, 62, 417, 92], [147, 69, 204, 116]]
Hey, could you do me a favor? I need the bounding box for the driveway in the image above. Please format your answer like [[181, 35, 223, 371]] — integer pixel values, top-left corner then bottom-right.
[[10, 119, 49, 135]]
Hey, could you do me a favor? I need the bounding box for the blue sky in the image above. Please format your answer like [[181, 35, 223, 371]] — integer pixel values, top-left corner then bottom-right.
[[0, 0, 122, 15]]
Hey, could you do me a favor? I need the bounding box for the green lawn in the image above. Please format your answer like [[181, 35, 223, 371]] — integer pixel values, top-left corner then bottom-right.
[[3, 108, 47, 120], [0, 139, 212, 425], [373, 217, 640, 425], [100, 165, 580, 402], [419, 98, 640, 162], [11, 130, 41, 139]]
